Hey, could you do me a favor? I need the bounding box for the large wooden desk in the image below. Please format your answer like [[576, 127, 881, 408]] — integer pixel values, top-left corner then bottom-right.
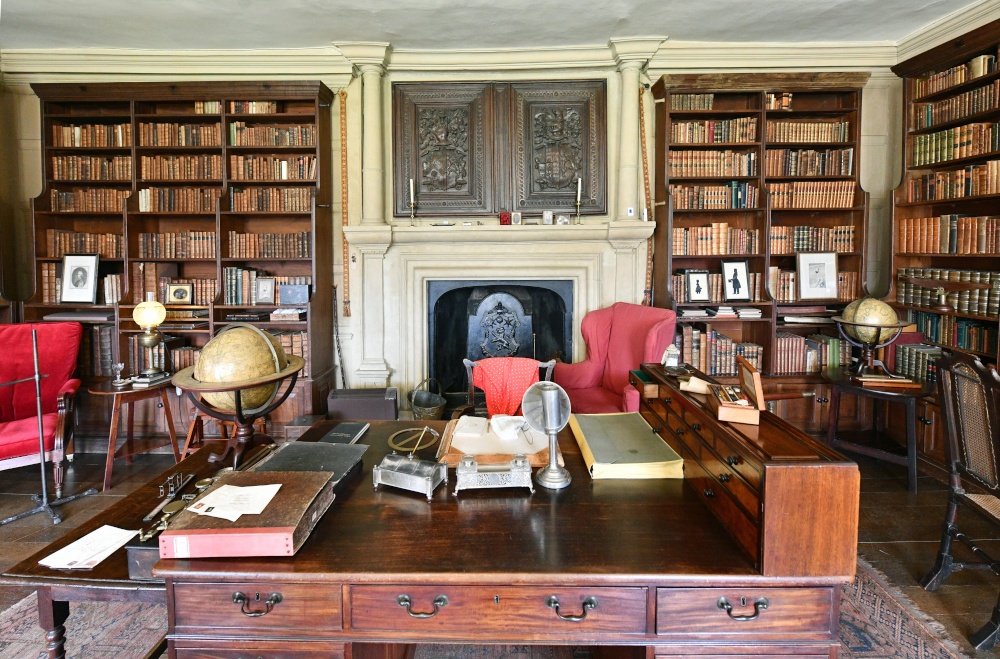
[[155, 379, 860, 659]]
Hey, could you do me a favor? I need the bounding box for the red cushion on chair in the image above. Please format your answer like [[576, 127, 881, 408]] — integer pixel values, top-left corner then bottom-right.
[[0, 323, 82, 423], [0, 413, 58, 460], [559, 386, 623, 415]]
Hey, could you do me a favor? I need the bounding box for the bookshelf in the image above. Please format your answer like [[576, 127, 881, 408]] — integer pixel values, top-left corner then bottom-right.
[[651, 72, 871, 433], [24, 81, 334, 440], [889, 18, 1000, 471]]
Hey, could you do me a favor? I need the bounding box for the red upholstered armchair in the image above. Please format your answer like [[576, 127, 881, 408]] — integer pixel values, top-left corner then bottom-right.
[[0, 323, 83, 498], [553, 303, 676, 414]]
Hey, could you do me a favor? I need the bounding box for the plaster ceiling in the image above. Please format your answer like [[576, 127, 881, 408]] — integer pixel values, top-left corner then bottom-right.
[[0, 0, 984, 52]]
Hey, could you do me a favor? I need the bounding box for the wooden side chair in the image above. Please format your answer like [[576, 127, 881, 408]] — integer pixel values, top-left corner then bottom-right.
[[920, 352, 1000, 651], [453, 357, 556, 419]]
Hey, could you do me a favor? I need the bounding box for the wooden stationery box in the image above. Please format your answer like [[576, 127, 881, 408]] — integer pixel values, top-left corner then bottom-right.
[[706, 356, 766, 426]]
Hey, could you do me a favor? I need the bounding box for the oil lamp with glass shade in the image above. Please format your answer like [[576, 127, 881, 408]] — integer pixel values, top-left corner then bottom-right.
[[133, 293, 167, 376]]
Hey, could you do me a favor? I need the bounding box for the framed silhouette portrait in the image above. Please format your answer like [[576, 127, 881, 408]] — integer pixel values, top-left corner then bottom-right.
[[721, 260, 751, 302], [59, 254, 99, 304], [685, 271, 710, 302]]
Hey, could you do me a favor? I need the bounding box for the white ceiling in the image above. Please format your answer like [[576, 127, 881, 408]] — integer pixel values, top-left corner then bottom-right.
[[0, 0, 983, 52]]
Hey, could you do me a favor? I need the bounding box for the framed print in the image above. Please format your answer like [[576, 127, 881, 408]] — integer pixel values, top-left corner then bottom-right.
[[797, 252, 839, 300], [721, 260, 751, 302], [167, 283, 194, 304], [511, 212, 522, 225], [256, 277, 276, 305], [59, 254, 99, 304], [685, 271, 710, 302]]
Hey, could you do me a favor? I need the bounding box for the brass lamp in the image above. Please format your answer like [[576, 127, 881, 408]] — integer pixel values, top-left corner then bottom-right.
[[133, 293, 167, 375]]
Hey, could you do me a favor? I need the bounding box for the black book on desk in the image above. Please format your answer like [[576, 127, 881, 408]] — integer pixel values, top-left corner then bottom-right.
[[254, 441, 368, 489], [318, 421, 370, 444]]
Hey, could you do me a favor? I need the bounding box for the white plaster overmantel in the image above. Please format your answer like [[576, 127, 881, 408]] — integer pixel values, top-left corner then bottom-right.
[[344, 220, 654, 391]]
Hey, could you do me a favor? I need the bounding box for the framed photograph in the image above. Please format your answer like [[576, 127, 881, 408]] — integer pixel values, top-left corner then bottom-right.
[[511, 212, 522, 225], [797, 252, 839, 300], [721, 260, 751, 302], [555, 214, 571, 225], [685, 271, 711, 302], [59, 254, 99, 304], [167, 283, 194, 305], [256, 277, 276, 305]]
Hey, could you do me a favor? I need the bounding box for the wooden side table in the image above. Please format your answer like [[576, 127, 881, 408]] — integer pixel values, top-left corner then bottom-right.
[[87, 380, 181, 491], [825, 373, 932, 493]]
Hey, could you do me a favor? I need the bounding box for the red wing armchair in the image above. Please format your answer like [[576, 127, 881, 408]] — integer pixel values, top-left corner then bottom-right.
[[0, 322, 83, 498], [553, 303, 676, 414]]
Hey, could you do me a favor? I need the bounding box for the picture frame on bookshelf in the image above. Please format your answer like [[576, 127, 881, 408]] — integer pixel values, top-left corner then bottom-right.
[[686, 271, 711, 302], [797, 252, 838, 300], [59, 254, 99, 304], [168, 283, 194, 305], [256, 277, 276, 305], [721, 260, 751, 302]]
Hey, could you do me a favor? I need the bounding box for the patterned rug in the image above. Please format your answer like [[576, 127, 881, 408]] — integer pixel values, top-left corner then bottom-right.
[[0, 559, 967, 658]]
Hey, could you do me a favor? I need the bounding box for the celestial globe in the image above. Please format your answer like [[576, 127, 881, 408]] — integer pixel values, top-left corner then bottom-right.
[[840, 297, 899, 345], [193, 324, 288, 412]]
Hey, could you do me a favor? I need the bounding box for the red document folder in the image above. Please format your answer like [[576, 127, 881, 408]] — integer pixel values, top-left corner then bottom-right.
[[159, 470, 336, 559]]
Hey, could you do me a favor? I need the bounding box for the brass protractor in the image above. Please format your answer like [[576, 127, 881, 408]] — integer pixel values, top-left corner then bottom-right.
[[387, 426, 440, 453]]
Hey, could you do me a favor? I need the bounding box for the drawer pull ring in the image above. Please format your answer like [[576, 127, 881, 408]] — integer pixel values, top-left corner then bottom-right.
[[232, 591, 282, 617], [717, 596, 768, 621], [397, 594, 448, 618], [546, 595, 598, 622]]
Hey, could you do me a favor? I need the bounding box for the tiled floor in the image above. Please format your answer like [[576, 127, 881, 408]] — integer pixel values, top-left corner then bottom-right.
[[0, 450, 998, 656]]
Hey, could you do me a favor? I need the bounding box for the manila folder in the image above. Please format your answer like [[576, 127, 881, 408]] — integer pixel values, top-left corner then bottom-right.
[[160, 470, 336, 559], [569, 412, 683, 479]]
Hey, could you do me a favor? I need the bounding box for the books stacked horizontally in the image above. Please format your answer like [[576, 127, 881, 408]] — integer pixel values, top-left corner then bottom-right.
[[678, 308, 708, 318], [707, 306, 737, 318], [736, 307, 762, 319]]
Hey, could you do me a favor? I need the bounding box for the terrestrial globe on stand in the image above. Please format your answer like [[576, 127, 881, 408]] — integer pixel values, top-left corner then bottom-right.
[[172, 324, 305, 468], [832, 297, 909, 379]]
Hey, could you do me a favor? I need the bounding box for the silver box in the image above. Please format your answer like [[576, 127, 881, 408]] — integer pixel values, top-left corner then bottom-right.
[[372, 452, 448, 501], [454, 454, 534, 495]]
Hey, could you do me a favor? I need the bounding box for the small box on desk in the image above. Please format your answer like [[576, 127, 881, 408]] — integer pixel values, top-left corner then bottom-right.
[[706, 356, 766, 425], [327, 387, 398, 421]]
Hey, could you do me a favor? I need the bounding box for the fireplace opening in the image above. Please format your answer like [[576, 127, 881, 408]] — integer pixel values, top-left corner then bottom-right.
[[427, 280, 573, 410]]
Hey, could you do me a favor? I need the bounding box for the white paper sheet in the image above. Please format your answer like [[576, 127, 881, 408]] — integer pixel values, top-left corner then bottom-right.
[[39, 525, 138, 570], [187, 483, 282, 522]]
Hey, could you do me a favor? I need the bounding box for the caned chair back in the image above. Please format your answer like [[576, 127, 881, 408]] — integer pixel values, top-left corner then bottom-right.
[[937, 352, 1000, 495]]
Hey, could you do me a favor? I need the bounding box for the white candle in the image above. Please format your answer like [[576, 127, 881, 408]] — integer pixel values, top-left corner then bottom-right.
[[409, 178, 415, 205], [576, 177, 582, 203]]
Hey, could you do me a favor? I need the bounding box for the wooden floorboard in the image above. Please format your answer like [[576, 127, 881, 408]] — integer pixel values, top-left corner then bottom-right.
[[0, 451, 997, 655]]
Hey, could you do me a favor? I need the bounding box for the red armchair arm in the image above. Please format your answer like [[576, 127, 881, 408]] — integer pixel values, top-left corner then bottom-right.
[[58, 378, 82, 397]]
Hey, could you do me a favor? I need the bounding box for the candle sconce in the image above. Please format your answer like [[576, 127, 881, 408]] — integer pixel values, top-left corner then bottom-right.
[[574, 199, 582, 225]]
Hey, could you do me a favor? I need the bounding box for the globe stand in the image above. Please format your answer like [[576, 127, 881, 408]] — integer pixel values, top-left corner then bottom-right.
[[831, 317, 908, 379], [172, 355, 305, 469]]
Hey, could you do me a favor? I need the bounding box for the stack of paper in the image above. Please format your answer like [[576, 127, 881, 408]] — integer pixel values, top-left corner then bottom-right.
[[186, 484, 282, 522], [39, 525, 137, 570]]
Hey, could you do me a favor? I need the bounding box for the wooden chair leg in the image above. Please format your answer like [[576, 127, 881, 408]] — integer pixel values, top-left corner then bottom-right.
[[970, 591, 1000, 651], [921, 496, 961, 591]]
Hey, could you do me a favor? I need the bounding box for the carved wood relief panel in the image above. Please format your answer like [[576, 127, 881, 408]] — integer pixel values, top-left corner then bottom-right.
[[393, 80, 606, 218]]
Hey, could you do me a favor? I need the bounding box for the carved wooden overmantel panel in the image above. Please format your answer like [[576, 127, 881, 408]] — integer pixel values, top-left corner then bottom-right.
[[393, 80, 606, 218], [511, 81, 606, 215], [393, 82, 494, 216]]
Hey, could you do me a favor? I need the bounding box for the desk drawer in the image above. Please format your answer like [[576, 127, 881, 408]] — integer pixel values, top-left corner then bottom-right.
[[176, 644, 343, 659], [350, 586, 647, 637], [682, 409, 713, 445], [172, 582, 341, 635], [701, 451, 760, 520], [665, 412, 702, 460], [712, 434, 761, 489], [684, 459, 759, 565], [656, 587, 837, 638]]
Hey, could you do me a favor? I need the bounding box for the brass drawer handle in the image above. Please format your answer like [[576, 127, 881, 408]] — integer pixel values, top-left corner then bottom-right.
[[232, 591, 282, 617], [718, 473, 730, 482], [546, 595, 598, 622], [398, 594, 448, 618], [717, 596, 769, 622]]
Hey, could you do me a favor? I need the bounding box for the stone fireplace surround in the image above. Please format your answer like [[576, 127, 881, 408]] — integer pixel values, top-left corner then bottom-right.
[[343, 220, 654, 397]]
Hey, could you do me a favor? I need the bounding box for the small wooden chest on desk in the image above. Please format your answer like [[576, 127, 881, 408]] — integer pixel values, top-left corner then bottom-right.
[[637, 363, 860, 578]]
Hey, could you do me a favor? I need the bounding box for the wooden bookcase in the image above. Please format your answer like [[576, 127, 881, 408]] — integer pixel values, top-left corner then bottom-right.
[[890, 19, 1000, 369], [24, 81, 334, 440], [888, 18, 1000, 475], [651, 73, 871, 433]]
